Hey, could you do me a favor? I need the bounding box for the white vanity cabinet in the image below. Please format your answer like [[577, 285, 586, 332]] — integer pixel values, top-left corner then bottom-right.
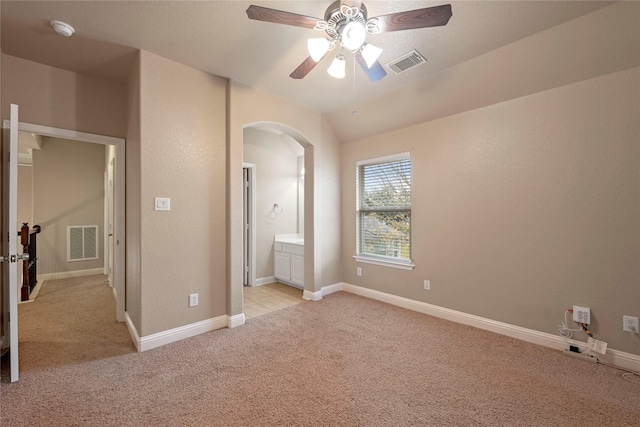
[[274, 238, 304, 289]]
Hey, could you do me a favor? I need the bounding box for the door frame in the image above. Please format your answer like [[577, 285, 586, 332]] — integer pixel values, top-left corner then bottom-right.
[[105, 157, 115, 287], [13, 122, 126, 322], [242, 163, 256, 287]]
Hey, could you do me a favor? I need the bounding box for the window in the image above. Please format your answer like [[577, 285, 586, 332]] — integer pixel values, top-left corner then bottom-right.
[[356, 152, 413, 269]]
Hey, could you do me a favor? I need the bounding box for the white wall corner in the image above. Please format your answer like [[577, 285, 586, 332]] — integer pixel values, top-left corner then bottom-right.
[[341, 283, 640, 373], [124, 312, 141, 352], [303, 289, 323, 301], [138, 316, 227, 352], [227, 313, 246, 328], [321, 282, 344, 296]]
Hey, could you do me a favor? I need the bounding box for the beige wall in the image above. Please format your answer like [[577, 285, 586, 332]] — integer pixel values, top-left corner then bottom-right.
[[32, 137, 105, 275], [136, 51, 227, 336], [243, 127, 301, 280], [341, 67, 640, 355], [318, 118, 342, 287], [17, 165, 32, 227], [1, 54, 126, 138]]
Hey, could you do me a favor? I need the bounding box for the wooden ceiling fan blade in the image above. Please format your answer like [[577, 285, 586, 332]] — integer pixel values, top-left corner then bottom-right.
[[369, 4, 452, 33], [354, 51, 387, 82], [246, 5, 321, 29], [290, 54, 326, 79]]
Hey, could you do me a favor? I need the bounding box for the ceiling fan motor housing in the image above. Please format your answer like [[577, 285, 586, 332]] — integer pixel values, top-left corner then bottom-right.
[[323, 1, 368, 43]]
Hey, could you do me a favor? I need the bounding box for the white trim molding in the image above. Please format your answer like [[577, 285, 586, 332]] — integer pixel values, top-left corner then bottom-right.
[[38, 268, 105, 282], [124, 312, 141, 352], [321, 283, 344, 296], [255, 276, 276, 286], [227, 313, 246, 328], [353, 255, 415, 270], [303, 289, 323, 301], [137, 316, 228, 352], [340, 283, 640, 373]]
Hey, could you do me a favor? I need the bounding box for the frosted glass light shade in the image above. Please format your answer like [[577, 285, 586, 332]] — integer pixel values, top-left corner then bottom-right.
[[342, 21, 366, 51], [308, 38, 330, 62], [327, 55, 346, 79], [361, 44, 383, 68]]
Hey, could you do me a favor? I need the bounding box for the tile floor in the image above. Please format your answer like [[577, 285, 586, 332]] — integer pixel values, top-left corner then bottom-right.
[[243, 282, 304, 319]]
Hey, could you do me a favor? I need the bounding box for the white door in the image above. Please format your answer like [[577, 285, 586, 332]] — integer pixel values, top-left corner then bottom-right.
[[3, 104, 21, 382]]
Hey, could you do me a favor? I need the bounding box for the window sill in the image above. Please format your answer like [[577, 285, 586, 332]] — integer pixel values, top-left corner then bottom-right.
[[353, 256, 415, 271]]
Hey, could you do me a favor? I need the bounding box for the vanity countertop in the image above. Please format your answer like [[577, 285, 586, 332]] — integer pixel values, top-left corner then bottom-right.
[[274, 234, 304, 246]]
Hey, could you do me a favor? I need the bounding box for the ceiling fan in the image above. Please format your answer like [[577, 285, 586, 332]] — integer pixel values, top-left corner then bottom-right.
[[246, 1, 452, 82]]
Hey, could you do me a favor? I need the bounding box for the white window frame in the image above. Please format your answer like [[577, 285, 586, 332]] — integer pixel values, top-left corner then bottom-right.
[[353, 152, 415, 270]]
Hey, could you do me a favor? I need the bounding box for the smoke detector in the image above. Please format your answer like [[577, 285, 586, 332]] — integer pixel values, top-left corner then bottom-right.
[[51, 20, 75, 37]]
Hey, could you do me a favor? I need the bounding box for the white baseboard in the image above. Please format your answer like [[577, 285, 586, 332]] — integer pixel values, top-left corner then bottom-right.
[[227, 313, 246, 328], [340, 283, 640, 373], [38, 268, 105, 282], [299, 283, 343, 301], [254, 276, 276, 286], [124, 312, 141, 352], [321, 283, 343, 296], [303, 289, 322, 301], [125, 313, 228, 352]]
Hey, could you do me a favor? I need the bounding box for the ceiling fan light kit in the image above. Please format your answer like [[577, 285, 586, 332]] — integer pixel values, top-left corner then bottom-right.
[[308, 38, 331, 62], [361, 43, 383, 68], [341, 20, 366, 51], [247, 1, 452, 81], [327, 55, 346, 79]]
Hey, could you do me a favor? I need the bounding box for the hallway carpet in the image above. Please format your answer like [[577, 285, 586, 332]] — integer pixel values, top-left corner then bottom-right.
[[2, 276, 639, 426]]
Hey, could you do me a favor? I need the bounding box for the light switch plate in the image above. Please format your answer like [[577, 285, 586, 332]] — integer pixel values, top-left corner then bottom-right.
[[154, 197, 170, 211], [189, 293, 198, 307]]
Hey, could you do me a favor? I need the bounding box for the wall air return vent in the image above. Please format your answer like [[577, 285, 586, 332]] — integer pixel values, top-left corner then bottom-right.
[[386, 50, 427, 75], [67, 225, 98, 262]]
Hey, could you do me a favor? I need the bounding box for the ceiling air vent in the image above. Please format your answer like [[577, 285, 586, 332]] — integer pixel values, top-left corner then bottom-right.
[[386, 50, 427, 75]]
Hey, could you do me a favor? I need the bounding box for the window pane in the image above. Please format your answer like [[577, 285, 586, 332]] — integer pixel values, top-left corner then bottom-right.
[[360, 159, 411, 210], [361, 211, 410, 260]]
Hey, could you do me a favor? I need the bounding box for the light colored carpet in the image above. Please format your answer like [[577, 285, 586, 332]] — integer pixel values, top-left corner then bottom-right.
[[1, 275, 639, 426]]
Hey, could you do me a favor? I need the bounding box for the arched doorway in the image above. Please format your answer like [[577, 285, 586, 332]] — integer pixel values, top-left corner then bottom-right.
[[230, 121, 317, 326]]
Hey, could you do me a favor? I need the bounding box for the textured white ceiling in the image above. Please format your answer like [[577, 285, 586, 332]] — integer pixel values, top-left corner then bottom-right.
[[1, 1, 620, 140]]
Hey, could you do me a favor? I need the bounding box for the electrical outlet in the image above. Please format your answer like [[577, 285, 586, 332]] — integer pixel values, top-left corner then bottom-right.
[[356, 267, 362, 277], [189, 293, 198, 307], [573, 306, 590, 324], [423, 280, 430, 290], [623, 315, 639, 333], [154, 197, 171, 211]]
